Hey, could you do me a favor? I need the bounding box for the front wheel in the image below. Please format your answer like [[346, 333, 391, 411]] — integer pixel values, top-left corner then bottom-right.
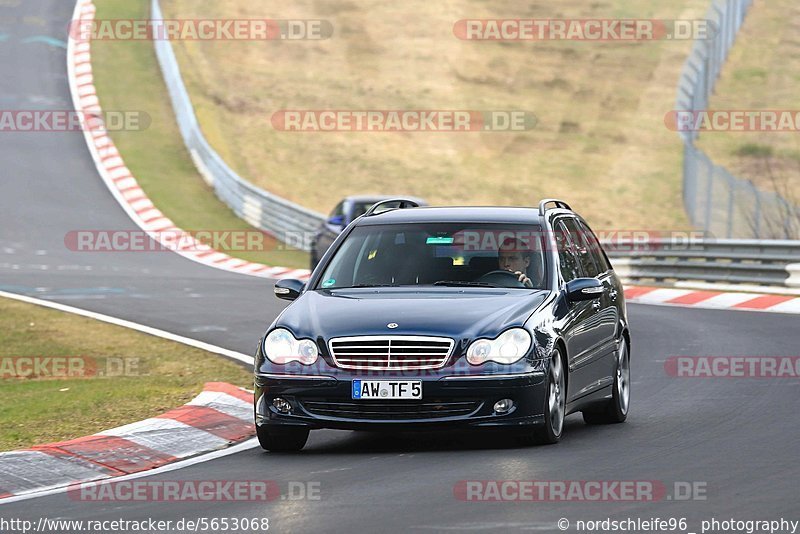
[[517, 349, 565, 446], [583, 339, 630, 425], [256, 425, 309, 452]]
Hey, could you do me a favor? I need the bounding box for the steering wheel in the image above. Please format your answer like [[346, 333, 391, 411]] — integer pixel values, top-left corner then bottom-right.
[[476, 269, 527, 288]]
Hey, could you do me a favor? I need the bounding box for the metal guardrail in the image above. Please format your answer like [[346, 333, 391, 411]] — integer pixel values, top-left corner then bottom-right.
[[605, 239, 800, 288], [676, 0, 800, 239], [151, 0, 325, 251], [151, 0, 800, 289]]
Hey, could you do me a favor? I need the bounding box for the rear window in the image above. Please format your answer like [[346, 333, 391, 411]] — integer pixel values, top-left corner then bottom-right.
[[351, 202, 378, 220]]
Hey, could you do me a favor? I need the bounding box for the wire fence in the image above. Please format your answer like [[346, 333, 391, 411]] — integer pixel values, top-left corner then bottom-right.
[[676, 0, 800, 239], [153, 0, 799, 245]]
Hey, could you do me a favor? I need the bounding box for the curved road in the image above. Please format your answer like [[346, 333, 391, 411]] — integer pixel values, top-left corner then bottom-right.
[[1, 1, 798, 532]]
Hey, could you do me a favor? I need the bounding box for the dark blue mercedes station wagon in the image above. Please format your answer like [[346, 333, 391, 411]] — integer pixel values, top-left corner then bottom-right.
[[254, 199, 631, 451]]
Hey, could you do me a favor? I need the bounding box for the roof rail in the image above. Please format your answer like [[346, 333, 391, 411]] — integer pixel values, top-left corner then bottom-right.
[[363, 198, 422, 217], [538, 198, 572, 216]]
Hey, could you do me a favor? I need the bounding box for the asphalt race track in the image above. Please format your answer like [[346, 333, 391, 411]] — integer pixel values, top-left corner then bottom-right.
[[1, 1, 798, 532]]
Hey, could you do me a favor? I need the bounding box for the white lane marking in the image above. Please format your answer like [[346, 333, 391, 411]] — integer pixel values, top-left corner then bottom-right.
[[0, 438, 260, 505], [0, 290, 254, 366], [308, 467, 353, 475]]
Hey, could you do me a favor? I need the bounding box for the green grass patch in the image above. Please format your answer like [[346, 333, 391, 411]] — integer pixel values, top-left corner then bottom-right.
[[0, 297, 252, 451], [732, 67, 768, 81], [90, 0, 309, 269], [733, 143, 774, 158]]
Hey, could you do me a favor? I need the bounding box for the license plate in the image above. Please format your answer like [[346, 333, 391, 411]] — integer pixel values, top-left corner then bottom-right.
[[352, 380, 422, 400]]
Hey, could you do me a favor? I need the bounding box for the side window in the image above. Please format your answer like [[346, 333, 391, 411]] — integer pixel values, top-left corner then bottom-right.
[[577, 220, 611, 274], [563, 218, 600, 278], [330, 202, 344, 218], [327, 201, 345, 225], [350, 202, 372, 221], [554, 221, 581, 283]]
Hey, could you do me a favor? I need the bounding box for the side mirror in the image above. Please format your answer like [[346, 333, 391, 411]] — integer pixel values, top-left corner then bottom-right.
[[566, 278, 603, 303], [274, 279, 305, 301], [327, 215, 345, 227]]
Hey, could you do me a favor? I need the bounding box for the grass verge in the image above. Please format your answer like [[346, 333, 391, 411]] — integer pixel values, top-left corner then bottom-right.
[[161, 0, 707, 231], [0, 296, 252, 451], [695, 0, 800, 206], [89, 0, 309, 268]]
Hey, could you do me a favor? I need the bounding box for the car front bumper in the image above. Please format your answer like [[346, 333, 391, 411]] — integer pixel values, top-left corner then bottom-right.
[[254, 372, 547, 432]]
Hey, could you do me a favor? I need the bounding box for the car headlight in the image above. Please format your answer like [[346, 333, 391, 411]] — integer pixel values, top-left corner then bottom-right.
[[263, 328, 318, 365], [466, 328, 532, 365]]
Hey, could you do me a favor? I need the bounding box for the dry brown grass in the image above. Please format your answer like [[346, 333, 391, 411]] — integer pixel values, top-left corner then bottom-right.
[[162, 0, 713, 230]]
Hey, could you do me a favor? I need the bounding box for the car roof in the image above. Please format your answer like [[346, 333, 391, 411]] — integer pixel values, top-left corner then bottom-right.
[[344, 195, 426, 204], [344, 195, 395, 203], [356, 206, 551, 225]]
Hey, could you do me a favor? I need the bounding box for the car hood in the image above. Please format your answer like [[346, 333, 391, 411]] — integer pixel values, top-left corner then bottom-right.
[[275, 287, 547, 341]]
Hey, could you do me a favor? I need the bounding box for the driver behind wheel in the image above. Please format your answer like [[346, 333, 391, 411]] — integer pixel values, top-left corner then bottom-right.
[[498, 237, 534, 287]]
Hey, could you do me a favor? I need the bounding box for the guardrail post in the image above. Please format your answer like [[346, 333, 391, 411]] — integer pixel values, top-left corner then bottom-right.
[[751, 183, 762, 238], [704, 163, 715, 231], [786, 264, 800, 288], [726, 173, 735, 238]]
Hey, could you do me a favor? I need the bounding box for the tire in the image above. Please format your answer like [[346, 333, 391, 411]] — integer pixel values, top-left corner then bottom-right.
[[583, 338, 630, 425], [517, 348, 566, 446], [256, 425, 309, 452]]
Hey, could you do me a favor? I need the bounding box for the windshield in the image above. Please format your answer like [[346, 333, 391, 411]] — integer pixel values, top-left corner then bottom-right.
[[316, 223, 547, 290]]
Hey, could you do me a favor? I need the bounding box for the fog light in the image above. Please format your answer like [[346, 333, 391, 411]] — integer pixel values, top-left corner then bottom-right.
[[272, 397, 292, 414], [493, 398, 514, 414]]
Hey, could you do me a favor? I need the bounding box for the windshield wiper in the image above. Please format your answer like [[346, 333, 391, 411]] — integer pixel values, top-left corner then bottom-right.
[[432, 280, 500, 288], [346, 283, 401, 288]]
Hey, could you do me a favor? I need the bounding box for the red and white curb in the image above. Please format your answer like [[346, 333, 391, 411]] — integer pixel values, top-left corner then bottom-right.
[[0, 382, 253, 500], [624, 286, 800, 314], [65, 1, 799, 313], [66, 0, 310, 282]]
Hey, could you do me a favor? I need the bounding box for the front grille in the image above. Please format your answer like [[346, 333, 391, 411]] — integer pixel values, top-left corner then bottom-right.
[[300, 399, 481, 420], [328, 336, 454, 370]]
